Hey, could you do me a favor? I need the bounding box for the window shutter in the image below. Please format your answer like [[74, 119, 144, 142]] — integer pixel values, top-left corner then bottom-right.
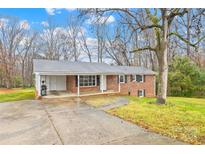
[[125, 75, 127, 83], [75, 76, 78, 87], [97, 75, 100, 86], [144, 89, 146, 97], [143, 75, 145, 82], [117, 75, 119, 83]]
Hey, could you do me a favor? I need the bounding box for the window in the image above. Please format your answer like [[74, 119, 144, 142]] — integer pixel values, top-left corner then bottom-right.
[[136, 75, 144, 82], [138, 89, 145, 97], [79, 75, 96, 87], [119, 75, 125, 83]]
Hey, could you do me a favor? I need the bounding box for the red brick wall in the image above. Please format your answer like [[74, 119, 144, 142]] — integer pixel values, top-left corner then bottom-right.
[[106, 75, 155, 97], [67, 75, 156, 97], [119, 75, 156, 97], [107, 75, 119, 92], [67, 75, 100, 93]]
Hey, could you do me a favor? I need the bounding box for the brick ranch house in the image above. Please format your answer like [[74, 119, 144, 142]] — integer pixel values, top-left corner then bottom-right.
[[33, 59, 156, 98]]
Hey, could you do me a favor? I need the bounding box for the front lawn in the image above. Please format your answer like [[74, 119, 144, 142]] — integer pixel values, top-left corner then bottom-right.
[[108, 96, 205, 144], [0, 88, 35, 102], [81, 94, 118, 107]]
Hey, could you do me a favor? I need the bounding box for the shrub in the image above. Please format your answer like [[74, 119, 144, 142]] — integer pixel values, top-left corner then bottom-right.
[[168, 56, 204, 97]]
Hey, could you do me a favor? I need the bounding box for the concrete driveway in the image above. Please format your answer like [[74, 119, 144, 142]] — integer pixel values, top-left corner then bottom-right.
[[0, 97, 184, 145]]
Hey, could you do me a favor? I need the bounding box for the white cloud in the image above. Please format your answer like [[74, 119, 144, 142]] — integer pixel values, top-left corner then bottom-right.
[[105, 15, 115, 23], [86, 15, 115, 25], [45, 8, 56, 15], [45, 8, 74, 15], [41, 21, 49, 27], [65, 8, 76, 11], [19, 20, 30, 30], [53, 27, 68, 36], [86, 37, 98, 46], [0, 18, 9, 28]]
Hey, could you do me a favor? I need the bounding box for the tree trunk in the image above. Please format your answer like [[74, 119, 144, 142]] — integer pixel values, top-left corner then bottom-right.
[[156, 10, 169, 104], [187, 11, 191, 56], [157, 52, 168, 104]]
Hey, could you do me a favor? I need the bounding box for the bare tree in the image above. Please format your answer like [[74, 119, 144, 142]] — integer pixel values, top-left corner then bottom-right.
[[17, 32, 37, 87], [94, 8, 205, 104], [79, 29, 92, 62], [0, 17, 27, 88], [66, 13, 83, 61], [105, 24, 132, 65]]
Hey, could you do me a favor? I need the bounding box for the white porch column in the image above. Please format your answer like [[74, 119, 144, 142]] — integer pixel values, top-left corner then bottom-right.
[[35, 73, 41, 96], [101, 74, 104, 93], [118, 75, 121, 93], [77, 75, 80, 96]]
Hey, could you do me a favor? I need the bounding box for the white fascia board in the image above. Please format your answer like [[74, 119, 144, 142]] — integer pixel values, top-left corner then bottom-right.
[[36, 72, 123, 76], [34, 71, 156, 76]]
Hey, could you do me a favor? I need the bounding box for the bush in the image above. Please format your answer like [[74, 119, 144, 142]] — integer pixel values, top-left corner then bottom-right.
[[168, 56, 204, 97], [12, 76, 23, 88]]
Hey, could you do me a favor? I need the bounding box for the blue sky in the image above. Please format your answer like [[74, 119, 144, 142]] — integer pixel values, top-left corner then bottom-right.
[[0, 8, 116, 31], [0, 8, 84, 30], [0, 8, 117, 62]]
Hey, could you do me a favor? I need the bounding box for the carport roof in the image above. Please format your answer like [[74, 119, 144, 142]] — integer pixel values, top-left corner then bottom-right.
[[33, 59, 156, 75]]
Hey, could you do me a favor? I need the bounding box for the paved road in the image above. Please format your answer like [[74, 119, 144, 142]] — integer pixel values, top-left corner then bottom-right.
[[0, 98, 184, 144]]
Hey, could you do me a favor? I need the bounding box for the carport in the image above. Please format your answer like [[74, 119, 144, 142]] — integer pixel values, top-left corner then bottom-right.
[[35, 73, 112, 98]]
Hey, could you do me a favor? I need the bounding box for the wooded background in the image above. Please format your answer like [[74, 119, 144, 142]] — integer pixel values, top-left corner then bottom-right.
[[0, 9, 204, 97]]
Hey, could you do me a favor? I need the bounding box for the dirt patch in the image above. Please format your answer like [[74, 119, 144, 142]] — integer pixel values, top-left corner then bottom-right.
[[0, 88, 18, 94]]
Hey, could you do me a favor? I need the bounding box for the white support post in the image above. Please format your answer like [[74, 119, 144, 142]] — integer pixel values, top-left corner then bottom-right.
[[35, 73, 41, 96], [101, 74, 104, 93], [77, 75, 80, 96], [118, 75, 121, 93]]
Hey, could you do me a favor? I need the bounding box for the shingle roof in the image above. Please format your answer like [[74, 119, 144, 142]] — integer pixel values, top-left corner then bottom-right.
[[33, 59, 156, 75]]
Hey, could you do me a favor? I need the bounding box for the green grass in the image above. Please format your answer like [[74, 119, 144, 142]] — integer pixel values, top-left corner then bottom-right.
[[0, 88, 35, 103], [108, 96, 205, 144]]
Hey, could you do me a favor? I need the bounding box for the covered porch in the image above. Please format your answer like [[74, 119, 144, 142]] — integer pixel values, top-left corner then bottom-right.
[[35, 73, 120, 98]]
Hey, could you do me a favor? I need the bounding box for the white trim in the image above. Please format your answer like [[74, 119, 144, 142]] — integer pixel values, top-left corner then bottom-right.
[[138, 89, 145, 97], [119, 75, 125, 83], [79, 75, 97, 87], [77, 75, 80, 96], [118, 75, 121, 92], [131, 74, 136, 82], [101, 74, 104, 93], [35, 72, 125, 76], [136, 75, 144, 83], [35, 74, 41, 96]]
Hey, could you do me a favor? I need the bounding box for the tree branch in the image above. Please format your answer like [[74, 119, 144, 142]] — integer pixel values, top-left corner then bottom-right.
[[168, 9, 188, 26], [140, 25, 163, 31], [169, 32, 205, 47], [130, 46, 156, 53]]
